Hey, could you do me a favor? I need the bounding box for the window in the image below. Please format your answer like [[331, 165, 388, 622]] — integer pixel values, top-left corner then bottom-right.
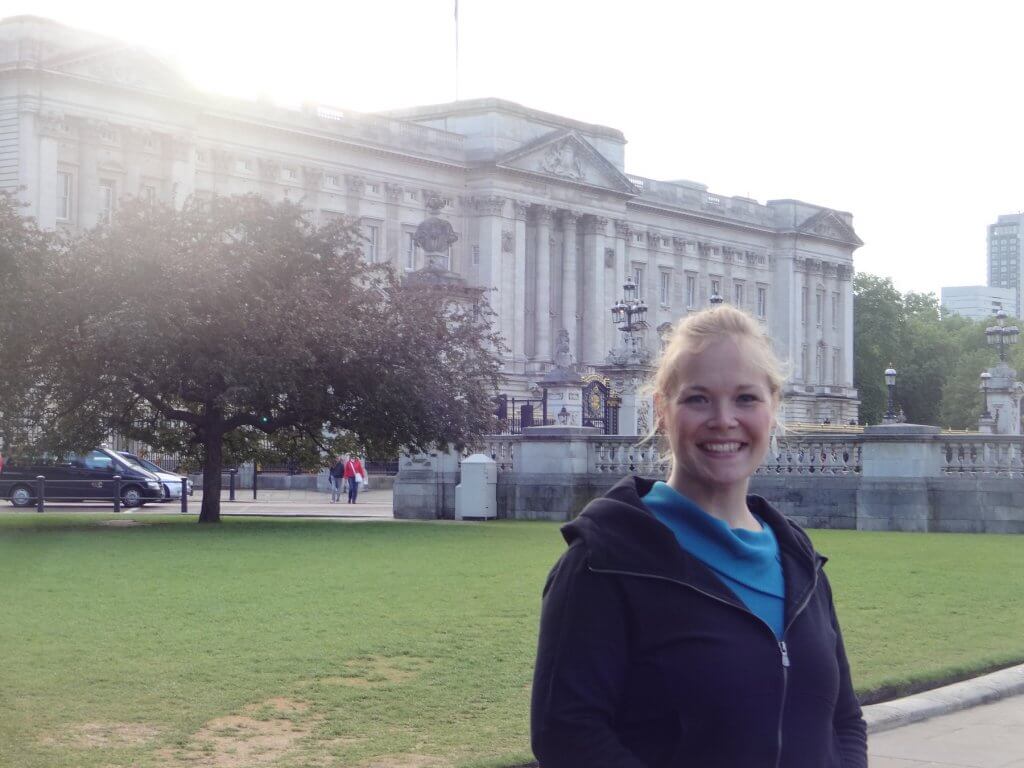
[[660, 272, 671, 306], [633, 266, 645, 299], [815, 290, 824, 326], [326, 174, 338, 186], [365, 223, 380, 262], [98, 181, 116, 224], [816, 347, 825, 384], [444, 244, 453, 271], [141, 184, 157, 202], [472, 244, 480, 265], [757, 286, 767, 319], [801, 344, 809, 382], [831, 291, 840, 328], [56, 171, 72, 221], [369, 183, 380, 194], [405, 232, 417, 270], [801, 286, 809, 324], [711, 278, 721, 300], [733, 282, 744, 306], [686, 274, 696, 309], [283, 168, 296, 181]]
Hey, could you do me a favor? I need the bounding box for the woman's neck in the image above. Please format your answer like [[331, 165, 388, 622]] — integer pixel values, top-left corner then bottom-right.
[[665, 474, 759, 531]]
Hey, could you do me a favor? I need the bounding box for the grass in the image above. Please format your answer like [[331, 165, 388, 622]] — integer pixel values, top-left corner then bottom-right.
[[0, 514, 1021, 768]]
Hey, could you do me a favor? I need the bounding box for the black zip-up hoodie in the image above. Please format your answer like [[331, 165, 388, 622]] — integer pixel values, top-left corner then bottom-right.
[[531, 476, 867, 768]]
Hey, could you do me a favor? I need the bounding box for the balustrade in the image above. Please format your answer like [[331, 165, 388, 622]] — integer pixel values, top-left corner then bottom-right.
[[940, 436, 1024, 477], [756, 436, 862, 475]]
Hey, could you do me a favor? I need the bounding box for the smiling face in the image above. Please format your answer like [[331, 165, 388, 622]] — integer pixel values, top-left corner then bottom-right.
[[658, 335, 777, 500]]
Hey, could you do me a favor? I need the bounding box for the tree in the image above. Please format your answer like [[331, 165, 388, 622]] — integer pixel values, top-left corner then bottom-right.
[[853, 274, 905, 424], [8, 195, 502, 522]]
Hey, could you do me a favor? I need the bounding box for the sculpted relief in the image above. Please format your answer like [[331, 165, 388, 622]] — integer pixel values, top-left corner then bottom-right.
[[539, 140, 585, 181]]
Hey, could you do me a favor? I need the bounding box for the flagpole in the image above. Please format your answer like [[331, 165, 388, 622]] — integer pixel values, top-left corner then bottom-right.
[[454, 0, 459, 101]]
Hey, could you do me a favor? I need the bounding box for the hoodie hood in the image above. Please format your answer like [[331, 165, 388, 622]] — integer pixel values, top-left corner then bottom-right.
[[562, 475, 826, 617]]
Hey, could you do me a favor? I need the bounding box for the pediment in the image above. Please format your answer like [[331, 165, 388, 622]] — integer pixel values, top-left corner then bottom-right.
[[43, 44, 192, 96], [796, 210, 863, 247], [496, 130, 638, 195]]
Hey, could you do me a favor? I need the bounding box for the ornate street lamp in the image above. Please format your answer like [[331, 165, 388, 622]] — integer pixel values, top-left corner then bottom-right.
[[884, 366, 897, 422], [980, 371, 992, 418], [709, 290, 724, 306], [611, 276, 649, 357], [985, 309, 1019, 362]]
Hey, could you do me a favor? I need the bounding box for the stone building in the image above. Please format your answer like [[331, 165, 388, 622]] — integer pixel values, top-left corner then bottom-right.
[[1, 15, 861, 424]]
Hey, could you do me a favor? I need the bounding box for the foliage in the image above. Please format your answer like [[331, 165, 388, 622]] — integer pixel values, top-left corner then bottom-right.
[[854, 273, 1001, 427], [1, 515, 1022, 767], [0, 196, 502, 521]]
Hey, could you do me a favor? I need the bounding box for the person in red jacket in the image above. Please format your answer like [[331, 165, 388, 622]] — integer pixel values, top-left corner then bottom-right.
[[342, 454, 365, 504]]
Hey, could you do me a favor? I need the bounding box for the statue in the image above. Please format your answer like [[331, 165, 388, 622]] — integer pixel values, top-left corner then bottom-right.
[[540, 141, 584, 181], [554, 329, 574, 370]]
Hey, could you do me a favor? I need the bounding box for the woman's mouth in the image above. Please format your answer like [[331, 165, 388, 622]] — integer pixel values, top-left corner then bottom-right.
[[699, 442, 745, 455]]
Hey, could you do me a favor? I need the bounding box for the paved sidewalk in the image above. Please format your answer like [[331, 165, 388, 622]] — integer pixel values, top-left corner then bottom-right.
[[869, 693, 1024, 767]]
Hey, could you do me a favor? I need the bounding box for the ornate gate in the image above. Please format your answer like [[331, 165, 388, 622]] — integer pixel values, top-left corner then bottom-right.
[[582, 376, 620, 435]]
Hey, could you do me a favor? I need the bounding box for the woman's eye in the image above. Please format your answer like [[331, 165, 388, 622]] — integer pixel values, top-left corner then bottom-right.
[[682, 395, 707, 404], [738, 394, 761, 404]]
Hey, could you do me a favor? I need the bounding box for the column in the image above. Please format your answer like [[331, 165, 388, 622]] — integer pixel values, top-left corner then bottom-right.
[[474, 195, 507, 359], [16, 109, 39, 217], [512, 201, 529, 368], [561, 210, 580, 360], [345, 174, 364, 217], [385, 183, 403, 270], [533, 205, 555, 363], [840, 264, 855, 388], [36, 115, 63, 229], [78, 120, 102, 227], [165, 132, 195, 210], [583, 216, 609, 366]]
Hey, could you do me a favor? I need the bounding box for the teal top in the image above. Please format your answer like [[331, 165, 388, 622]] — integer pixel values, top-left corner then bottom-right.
[[642, 481, 786, 638]]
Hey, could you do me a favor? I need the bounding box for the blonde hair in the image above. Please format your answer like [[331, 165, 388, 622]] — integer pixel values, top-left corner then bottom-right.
[[644, 305, 786, 444]]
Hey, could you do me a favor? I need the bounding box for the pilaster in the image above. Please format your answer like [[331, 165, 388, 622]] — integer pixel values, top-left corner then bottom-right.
[[583, 215, 609, 366], [512, 200, 530, 369], [473, 195, 508, 362], [561, 209, 581, 361], [533, 205, 555, 365]]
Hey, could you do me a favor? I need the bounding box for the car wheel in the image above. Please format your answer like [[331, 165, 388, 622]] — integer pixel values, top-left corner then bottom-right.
[[162, 484, 171, 500], [10, 485, 33, 507], [121, 486, 143, 508]]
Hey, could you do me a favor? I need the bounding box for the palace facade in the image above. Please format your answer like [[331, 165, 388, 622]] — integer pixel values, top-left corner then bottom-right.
[[1, 15, 861, 424]]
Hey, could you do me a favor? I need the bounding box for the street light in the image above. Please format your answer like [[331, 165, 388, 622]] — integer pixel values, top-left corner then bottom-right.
[[884, 366, 897, 422], [709, 290, 724, 306], [980, 371, 992, 418], [611, 276, 649, 356], [985, 309, 1019, 362]]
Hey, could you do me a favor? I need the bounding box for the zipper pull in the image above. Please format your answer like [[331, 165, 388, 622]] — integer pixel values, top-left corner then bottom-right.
[[779, 641, 790, 668]]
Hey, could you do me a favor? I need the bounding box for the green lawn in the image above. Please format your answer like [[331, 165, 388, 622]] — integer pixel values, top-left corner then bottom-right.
[[0, 514, 1021, 768]]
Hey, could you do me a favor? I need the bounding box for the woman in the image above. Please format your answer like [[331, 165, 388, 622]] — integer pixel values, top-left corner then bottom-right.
[[531, 305, 866, 768], [342, 453, 365, 504]]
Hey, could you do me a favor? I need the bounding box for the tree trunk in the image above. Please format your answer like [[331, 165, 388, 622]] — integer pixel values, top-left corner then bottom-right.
[[198, 428, 224, 524]]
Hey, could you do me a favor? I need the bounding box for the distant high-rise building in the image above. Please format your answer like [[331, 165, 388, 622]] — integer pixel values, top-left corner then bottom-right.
[[940, 285, 1017, 321], [988, 213, 1024, 310]]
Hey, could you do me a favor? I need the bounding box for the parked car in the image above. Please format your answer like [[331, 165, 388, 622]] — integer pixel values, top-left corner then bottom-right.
[[0, 448, 164, 508], [118, 452, 192, 501]]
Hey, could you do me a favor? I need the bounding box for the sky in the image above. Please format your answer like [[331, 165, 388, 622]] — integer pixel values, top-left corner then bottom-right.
[[8, 0, 1024, 298]]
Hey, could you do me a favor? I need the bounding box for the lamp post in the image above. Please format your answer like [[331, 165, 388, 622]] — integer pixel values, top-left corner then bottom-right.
[[985, 309, 1019, 362], [884, 366, 897, 422], [980, 371, 992, 418], [709, 290, 724, 306], [611, 276, 649, 357]]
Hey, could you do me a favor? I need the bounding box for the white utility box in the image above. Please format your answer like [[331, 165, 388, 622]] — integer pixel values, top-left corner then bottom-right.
[[455, 453, 498, 520]]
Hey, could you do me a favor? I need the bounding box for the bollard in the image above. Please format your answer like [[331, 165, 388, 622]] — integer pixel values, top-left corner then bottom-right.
[[180, 477, 188, 514], [113, 475, 122, 513], [36, 475, 45, 513], [253, 465, 259, 500], [229, 468, 237, 501]]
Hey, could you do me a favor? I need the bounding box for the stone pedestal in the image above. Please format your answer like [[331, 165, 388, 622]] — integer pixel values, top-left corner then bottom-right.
[[981, 362, 1023, 436], [512, 425, 602, 520], [857, 424, 941, 532], [393, 448, 462, 520], [595, 360, 654, 436]]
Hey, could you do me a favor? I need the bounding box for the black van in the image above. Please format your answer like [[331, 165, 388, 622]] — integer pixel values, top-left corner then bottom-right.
[[0, 447, 165, 508]]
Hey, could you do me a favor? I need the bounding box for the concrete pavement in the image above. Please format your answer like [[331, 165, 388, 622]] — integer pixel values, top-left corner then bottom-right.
[[869, 694, 1024, 767]]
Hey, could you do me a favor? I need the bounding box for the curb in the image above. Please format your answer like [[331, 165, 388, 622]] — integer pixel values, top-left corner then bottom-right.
[[863, 662, 1024, 734]]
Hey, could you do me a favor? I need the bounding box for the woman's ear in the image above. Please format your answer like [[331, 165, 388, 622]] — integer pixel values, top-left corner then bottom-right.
[[653, 392, 665, 433]]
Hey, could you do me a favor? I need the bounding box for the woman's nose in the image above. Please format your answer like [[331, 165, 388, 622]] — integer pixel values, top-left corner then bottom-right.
[[707, 402, 738, 428]]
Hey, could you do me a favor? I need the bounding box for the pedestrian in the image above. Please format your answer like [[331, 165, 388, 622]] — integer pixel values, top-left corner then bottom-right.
[[531, 304, 866, 768], [342, 453, 365, 504], [328, 455, 344, 503]]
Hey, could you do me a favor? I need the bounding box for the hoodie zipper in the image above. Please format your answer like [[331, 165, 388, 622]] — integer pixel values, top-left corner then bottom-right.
[[589, 562, 821, 768]]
